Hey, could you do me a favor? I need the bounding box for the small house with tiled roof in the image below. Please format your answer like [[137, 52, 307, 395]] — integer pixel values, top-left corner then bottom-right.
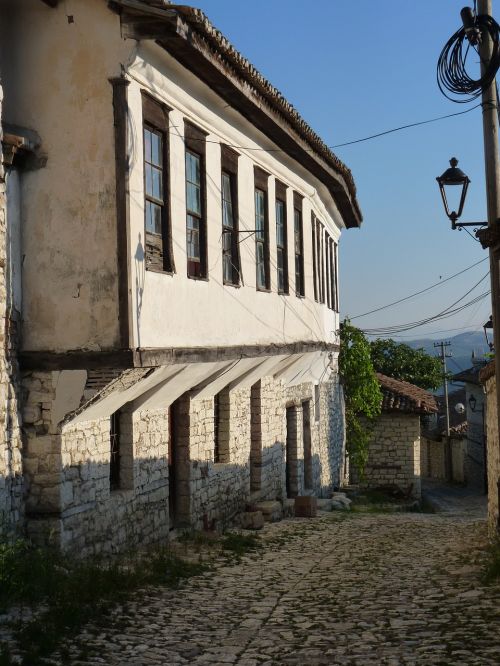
[[351, 374, 438, 499]]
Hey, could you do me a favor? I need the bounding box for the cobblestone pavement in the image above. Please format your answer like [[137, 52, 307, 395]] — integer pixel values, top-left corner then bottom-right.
[[72, 496, 499, 666]]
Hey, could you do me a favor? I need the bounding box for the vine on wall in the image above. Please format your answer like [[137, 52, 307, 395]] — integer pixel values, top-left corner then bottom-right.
[[339, 320, 382, 474]]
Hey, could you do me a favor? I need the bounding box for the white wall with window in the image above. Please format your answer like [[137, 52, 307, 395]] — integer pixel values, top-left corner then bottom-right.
[[125, 42, 343, 350]]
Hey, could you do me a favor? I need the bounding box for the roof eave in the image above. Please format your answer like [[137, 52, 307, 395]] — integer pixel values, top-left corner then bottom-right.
[[110, 0, 363, 228]]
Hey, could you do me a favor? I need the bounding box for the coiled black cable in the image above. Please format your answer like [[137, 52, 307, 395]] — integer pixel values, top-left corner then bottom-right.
[[437, 13, 500, 103]]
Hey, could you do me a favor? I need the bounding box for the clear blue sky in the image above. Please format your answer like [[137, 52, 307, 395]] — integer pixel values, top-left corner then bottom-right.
[[186, 0, 492, 340]]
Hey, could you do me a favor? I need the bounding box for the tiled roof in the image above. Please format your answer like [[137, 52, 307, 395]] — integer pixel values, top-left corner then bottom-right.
[[114, 1, 361, 225], [377, 373, 438, 415]]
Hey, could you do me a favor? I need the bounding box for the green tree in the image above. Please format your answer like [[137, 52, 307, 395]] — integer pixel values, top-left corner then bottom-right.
[[339, 321, 382, 473], [370, 338, 443, 390]]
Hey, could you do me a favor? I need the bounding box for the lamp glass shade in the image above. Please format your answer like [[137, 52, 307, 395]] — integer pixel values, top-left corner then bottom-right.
[[436, 158, 470, 226]]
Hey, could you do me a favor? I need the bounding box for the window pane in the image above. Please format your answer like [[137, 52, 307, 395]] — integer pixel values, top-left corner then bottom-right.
[[144, 128, 152, 163], [145, 200, 152, 233], [223, 200, 234, 228], [151, 132, 162, 167], [186, 182, 201, 215], [152, 167, 163, 201], [145, 164, 153, 197], [186, 151, 200, 185], [255, 190, 265, 240], [222, 173, 232, 202], [152, 203, 162, 235], [256, 242, 266, 288], [187, 215, 200, 260], [223, 231, 232, 252], [223, 253, 232, 283], [277, 248, 284, 292]]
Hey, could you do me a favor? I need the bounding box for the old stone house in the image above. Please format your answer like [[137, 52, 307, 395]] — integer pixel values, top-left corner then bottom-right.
[[352, 374, 438, 499], [0, 0, 362, 555]]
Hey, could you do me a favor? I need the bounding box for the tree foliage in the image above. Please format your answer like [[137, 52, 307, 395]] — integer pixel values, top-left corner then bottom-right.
[[370, 338, 443, 390], [338, 321, 382, 473]]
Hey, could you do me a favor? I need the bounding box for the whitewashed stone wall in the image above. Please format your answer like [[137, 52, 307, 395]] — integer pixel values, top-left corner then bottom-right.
[[284, 376, 345, 498], [22, 367, 345, 552], [59, 409, 169, 556], [353, 414, 421, 498], [0, 92, 24, 538], [484, 372, 499, 534]]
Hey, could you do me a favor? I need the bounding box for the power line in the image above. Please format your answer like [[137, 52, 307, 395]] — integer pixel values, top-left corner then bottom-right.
[[166, 105, 482, 154], [349, 256, 488, 320], [330, 104, 481, 148], [360, 276, 490, 336]]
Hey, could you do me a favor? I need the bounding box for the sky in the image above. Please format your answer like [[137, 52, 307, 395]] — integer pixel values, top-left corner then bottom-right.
[[184, 0, 493, 341]]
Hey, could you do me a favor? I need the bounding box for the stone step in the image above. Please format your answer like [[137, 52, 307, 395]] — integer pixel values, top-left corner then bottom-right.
[[247, 500, 283, 522]]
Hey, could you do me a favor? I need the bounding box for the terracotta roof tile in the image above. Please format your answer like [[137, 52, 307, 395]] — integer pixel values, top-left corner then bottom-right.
[[117, 1, 361, 225], [377, 373, 438, 415]]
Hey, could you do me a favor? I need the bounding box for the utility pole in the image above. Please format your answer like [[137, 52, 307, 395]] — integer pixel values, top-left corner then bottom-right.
[[434, 341, 452, 436], [478, 0, 500, 449]]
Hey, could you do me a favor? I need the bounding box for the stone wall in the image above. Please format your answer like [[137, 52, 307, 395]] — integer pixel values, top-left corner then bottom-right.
[[0, 82, 24, 539], [421, 436, 446, 480], [22, 368, 345, 553], [353, 413, 421, 498], [484, 372, 499, 534]]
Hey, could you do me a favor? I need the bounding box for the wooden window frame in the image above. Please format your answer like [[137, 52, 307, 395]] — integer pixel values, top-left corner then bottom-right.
[[275, 180, 289, 295], [333, 241, 339, 311], [293, 192, 305, 298], [142, 92, 174, 274], [110, 408, 134, 492], [311, 214, 318, 302], [254, 167, 271, 291], [325, 232, 332, 310], [221, 144, 241, 286], [184, 121, 208, 279]]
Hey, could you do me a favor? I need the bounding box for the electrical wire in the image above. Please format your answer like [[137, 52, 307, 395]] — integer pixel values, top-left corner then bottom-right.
[[360, 290, 490, 336], [349, 257, 488, 320], [437, 12, 500, 103], [359, 273, 490, 335]]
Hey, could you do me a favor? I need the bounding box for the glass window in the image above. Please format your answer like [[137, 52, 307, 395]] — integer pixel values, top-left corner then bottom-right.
[[276, 199, 288, 294], [294, 207, 304, 296], [222, 171, 239, 284], [255, 189, 268, 290]]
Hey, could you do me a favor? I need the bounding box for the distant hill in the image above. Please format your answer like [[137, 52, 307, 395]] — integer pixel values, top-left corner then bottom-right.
[[404, 330, 489, 381]]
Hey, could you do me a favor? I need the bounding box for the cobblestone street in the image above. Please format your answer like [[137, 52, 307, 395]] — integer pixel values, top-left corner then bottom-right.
[[73, 490, 499, 666]]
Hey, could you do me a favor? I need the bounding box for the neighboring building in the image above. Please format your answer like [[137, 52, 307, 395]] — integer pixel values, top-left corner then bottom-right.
[[352, 374, 438, 499], [0, 1, 362, 554], [479, 361, 499, 533], [452, 363, 487, 490], [0, 77, 24, 536]]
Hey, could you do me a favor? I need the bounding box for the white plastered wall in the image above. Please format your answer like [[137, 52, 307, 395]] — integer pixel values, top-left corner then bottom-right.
[[126, 42, 344, 350]]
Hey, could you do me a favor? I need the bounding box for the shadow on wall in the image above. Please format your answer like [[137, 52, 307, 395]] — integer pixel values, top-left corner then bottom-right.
[[0, 471, 24, 539], [22, 447, 332, 557]]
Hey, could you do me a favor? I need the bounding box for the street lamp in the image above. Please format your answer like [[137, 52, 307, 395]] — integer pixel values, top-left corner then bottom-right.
[[436, 157, 471, 229]]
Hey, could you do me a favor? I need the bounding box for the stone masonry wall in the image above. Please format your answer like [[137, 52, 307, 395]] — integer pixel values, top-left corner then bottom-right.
[[59, 408, 169, 556], [353, 413, 421, 498], [0, 82, 24, 539], [23, 370, 169, 555], [22, 368, 345, 552], [484, 373, 499, 534], [421, 436, 446, 480], [284, 375, 345, 498]]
